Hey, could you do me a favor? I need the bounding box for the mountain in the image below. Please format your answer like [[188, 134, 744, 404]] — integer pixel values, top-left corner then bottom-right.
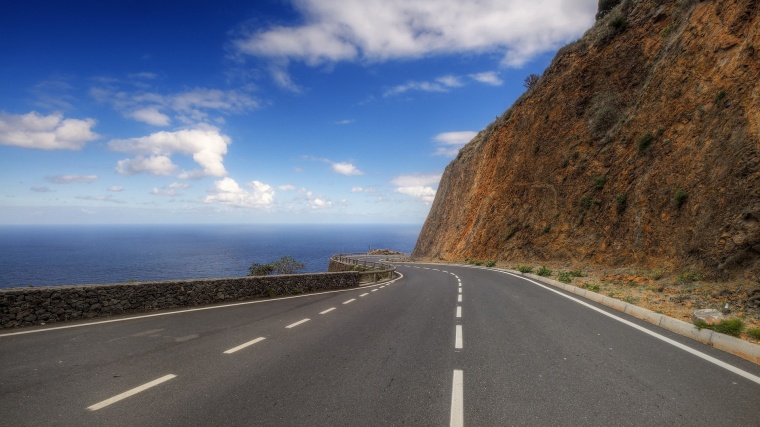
[[413, 0, 760, 280]]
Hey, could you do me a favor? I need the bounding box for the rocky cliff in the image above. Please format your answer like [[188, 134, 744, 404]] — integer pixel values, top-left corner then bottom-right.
[[413, 0, 760, 279]]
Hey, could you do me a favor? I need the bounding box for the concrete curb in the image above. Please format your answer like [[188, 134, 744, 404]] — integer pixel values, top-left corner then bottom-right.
[[506, 270, 760, 365]]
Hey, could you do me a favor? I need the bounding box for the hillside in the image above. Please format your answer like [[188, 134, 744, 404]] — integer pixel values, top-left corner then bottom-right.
[[413, 0, 760, 282]]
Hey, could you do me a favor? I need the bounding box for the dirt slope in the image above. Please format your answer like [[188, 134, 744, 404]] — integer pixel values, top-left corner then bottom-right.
[[413, 0, 760, 281]]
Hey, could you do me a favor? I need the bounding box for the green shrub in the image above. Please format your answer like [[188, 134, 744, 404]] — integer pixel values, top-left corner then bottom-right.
[[674, 189, 688, 209], [615, 193, 627, 214], [581, 283, 601, 292], [638, 132, 654, 152], [695, 318, 745, 337], [515, 265, 533, 273], [557, 272, 573, 283], [249, 256, 305, 276], [484, 260, 497, 267], [747, 328, 760, 340], [676, 270, 701, 284], [569, 269, 585, 277], [594, 175, 607, 190], [536, 266, 552, 277], [580, 195, 601, 209]]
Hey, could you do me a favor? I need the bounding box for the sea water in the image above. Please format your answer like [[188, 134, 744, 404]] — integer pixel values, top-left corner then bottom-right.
[[0, 224, 420, 288]]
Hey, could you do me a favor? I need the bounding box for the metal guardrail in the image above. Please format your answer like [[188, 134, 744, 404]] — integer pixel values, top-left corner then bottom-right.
[[331, 253, 398, 284]]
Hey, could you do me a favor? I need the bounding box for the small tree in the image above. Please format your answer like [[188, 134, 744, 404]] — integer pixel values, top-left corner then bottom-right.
[[523, 74, 540, 90], [248, 256, 305, 276]]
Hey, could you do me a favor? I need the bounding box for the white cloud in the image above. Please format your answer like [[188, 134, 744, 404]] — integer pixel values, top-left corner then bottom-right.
[[107, 186, 124, 192], [384, 75, 463, 97], [331, 161, 363, 176], [395, 186, 437, 203], [391, 173, 441, 187], [0, 112, 98, 150], [205, 177, 275, 208], [469, 71, 503, 86], [351, 186, 376, 193], [75, 194, 125, 204], [392, 173, 441, 203], [46, 174, 99, 184], [335, 119, 354, 125], [109, 125, 230, 178], [279, 184, 297, 191], [150, 182, 190, 196], [31, 186, 55, 193], [116, 155, 176, 176], [129, 107, 170, 126], [91, 85, 258, 125], [234, 0, 596, 84], [433, 131, 478, 156], [309, 197, 333, 209]]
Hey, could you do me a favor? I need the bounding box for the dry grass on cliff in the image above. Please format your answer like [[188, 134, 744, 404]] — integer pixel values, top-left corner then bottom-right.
[[501, 260, 760, 344]]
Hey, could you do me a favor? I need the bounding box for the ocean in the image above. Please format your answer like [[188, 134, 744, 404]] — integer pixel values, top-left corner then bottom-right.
[[0, 224, 421, 288]]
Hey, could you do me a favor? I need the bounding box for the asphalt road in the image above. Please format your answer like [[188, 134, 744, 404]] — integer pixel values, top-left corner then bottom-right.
[[1, 260, 759, 426]]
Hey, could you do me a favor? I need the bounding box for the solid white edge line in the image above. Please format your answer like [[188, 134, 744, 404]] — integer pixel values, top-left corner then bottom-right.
[[319, 307, 336, 314], [455, 325, 463, 349], [285, 318, 310, 329], [496, 269, 760, 386], [343, 299, 356, 304], [224, 337, 266, 354], [450, 369, 464, 427], [456, 306, 462, 318], [0, 272, 405, 338], [87, 374, 176, 411]]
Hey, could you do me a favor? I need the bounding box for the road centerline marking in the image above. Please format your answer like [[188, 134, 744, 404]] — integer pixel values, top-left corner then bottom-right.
[[456, 306, 462, 318], [371, 289, 378, 292], [343, 299, 356, 304], [286, 318, 310, 328], [458, 295, 462, 302], [319, 307, 336, 314], [455, 325, 463, 349], [360, 293, 369, 297], [87, 374, 176, 411], [450, 370, 464, 427], [224, 337, 265, 354]]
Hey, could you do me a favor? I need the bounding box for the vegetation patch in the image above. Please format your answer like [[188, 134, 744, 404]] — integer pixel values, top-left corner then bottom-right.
[[694, 318, 745, 337], [536, 266, 552, 277], [514, 265, 534, 273], [674, 188, 688, 209], [615, 193, 627, 214], [638, 132, 654, 153], [484, 260, 497, 267], [594, 175, 607, 190], [747, 328, 760, 341], [581, 283, 601, 292], [249, 256, 306, 276]]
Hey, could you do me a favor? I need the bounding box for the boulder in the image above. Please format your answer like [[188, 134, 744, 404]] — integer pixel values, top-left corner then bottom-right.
[[691, 309, 724, 325]]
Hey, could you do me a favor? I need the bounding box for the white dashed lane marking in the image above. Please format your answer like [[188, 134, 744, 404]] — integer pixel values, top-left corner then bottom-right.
[[343, 299, 356, 305], [319, 307, 336, 314], [87, 374, 177, 411], [285, 319, 310, 328], [224, 337, 265, 354]]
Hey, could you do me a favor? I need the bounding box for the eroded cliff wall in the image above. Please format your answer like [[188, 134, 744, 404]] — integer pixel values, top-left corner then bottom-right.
[[414, 0, 760, 278]]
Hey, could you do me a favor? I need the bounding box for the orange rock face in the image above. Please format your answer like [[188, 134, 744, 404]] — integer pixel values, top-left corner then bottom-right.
[[413, 0, 760, 278]]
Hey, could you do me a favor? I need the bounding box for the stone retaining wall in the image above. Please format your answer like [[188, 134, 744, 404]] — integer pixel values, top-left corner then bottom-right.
[[0, 272, 360, 329]]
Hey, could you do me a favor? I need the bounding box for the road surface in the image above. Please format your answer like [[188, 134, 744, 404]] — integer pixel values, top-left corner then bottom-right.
[[1, 259, 759, 426]]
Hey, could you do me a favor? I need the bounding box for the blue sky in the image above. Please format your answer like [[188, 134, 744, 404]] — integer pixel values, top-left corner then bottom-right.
[[0, 0, 597, 224]]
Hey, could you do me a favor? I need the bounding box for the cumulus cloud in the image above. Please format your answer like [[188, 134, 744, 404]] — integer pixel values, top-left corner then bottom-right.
[[279, 184, 297, 191], [91, 85, 258, 125], [150, 182, 190, 196], [205, 177, 275, 208], [234, 0, 596, 85], [309, 197, 333, 209], [392, 173, 442, 203], [107, 186, 124, 192], [433, 131, 478, 156], [384, 75, 463, 97], [0, 112, 98, 150], [109, 125, 230, 178], [469, 71, 503, 86], [331, 161, 363, 176], [46, 174, 99, 184], [129, 107, 171, 126]]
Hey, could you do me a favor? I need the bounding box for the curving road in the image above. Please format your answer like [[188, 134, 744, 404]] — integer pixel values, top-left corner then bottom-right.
[[1, 260, 759, 426]]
